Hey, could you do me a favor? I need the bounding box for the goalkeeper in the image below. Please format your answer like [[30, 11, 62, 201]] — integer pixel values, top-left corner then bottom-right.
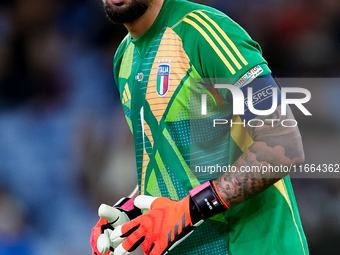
[[91, 0, 309, 254]]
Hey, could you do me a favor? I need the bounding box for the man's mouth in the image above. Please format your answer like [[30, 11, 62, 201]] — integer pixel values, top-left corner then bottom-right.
[[111, 0, 124, 6]]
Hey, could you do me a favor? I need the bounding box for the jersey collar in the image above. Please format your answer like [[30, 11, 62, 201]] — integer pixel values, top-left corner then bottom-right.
[[130, 0, 172, 57]]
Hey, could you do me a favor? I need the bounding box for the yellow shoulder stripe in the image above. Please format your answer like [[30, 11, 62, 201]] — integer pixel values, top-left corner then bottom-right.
[[198, 11, 248, 66], [183, 17, 236, 75], [188, 13, 242, 70]]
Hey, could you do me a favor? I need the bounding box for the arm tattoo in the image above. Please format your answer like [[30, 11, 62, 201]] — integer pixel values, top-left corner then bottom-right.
[[215, 106, 305, 207]]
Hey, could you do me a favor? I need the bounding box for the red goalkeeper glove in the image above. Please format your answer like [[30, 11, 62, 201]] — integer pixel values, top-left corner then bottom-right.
[[90, 197, 142, 255], [110, 181, 229, 255]]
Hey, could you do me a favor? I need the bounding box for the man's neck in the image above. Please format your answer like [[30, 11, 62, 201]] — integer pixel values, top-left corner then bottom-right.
[[125, 0, 165, 39]]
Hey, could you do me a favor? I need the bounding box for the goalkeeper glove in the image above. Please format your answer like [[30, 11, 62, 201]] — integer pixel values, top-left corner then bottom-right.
[[110, 181, 229, 255], [90, 197, 142, 255]]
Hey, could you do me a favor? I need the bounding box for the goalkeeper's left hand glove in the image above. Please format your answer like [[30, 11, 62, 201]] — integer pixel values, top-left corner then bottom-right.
[[110, 181, 229, 255], [90, 197, 142, 255]]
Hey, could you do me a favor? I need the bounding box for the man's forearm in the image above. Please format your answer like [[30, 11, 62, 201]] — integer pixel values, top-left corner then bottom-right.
[[214, 106, 305, 207]]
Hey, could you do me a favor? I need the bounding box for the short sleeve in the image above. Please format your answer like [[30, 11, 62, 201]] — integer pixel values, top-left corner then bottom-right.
[[176, 9, 271, 88]]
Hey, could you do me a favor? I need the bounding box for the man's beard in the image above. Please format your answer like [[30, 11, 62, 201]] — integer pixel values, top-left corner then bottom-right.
[[104, 0, 153, 24]]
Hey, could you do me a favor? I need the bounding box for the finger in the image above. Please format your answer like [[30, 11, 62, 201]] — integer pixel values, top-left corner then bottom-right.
[[110, 225, 124, 244], [110, 225, 126, 249], [114, 243, 131, 255], [121, 229, 147, 254], [98, 204, 120, 222], [99, 204, 130, 227], [141, 234, 155, 255], [134, 195, 157, 210], [111, 222, 145, 253], [110, 224, 140, 244], [121, 215, 155, 254], [97, 233, 111, 254]]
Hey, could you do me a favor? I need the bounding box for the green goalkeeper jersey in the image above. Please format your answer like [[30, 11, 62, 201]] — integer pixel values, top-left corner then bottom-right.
[[113, 0, 309, 254]]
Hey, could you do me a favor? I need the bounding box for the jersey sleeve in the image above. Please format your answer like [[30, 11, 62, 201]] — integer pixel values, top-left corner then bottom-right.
[[175, 9, 271, 96]]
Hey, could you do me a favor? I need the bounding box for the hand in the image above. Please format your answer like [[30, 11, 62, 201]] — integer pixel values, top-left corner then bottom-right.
[[110, 195, 204, 255], [105, 181, 228, 255], [90, 198, 142, 255]]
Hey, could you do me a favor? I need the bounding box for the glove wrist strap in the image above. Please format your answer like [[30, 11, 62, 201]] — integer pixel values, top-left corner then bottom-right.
[[114, 197, 142, 219], [189, 181, 229, 220]]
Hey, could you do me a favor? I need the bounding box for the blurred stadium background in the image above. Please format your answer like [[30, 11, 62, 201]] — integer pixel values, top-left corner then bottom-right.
[[0, 0, 339, 254]]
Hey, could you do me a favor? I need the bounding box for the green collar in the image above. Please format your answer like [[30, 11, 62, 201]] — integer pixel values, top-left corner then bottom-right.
[[130, 0, 172, 57]]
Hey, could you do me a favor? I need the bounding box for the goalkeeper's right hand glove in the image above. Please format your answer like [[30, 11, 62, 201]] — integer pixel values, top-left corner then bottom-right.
[[110, 181, 229, 255], [90, 197, 142, 255]]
